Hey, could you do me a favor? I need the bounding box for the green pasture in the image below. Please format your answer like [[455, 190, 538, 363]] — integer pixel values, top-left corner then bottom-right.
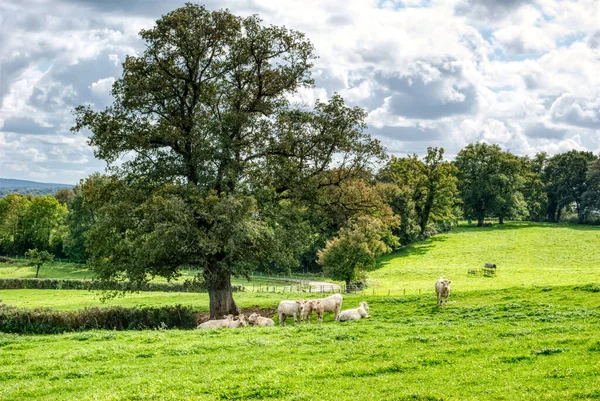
[[1, 285, 600, 400], [370, 221, 600, 292], [0, 262, 306, 288], [1, 221, 600, 400]]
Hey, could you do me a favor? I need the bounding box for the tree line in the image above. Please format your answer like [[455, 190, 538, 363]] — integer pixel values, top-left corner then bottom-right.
[[2, 4, 599, 317], [2, 144, 598, 282]]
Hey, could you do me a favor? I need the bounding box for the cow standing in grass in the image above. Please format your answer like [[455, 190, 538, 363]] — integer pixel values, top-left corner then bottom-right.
[[435, 278, 452, 307], [313, 294, 343, 320]]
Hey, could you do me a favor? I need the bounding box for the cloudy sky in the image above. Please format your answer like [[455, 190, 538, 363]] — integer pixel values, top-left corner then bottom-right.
[[1, 0, 599, 184]]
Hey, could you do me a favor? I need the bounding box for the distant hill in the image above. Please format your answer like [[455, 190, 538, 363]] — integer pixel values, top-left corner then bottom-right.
[[0, 178, 73, 189], [0, 178, 73, 197]]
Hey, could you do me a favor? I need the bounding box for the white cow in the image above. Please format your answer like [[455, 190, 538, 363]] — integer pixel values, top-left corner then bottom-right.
[[197, 315, 234, 329], [337, 301, 370, 321], [227, 314, 248, 328], [435, 277, 452, 307], [313, 294, 343, 320], [278, 300, 303, 326], [248, 313, 275, 327], [300, 300, 325, 323]]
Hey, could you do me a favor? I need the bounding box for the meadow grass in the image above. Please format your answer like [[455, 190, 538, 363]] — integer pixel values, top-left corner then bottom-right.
[[0, 262, 310, 287], [2, 221, 600, 400], [370, 221, 600, 292], [1, 285, 599, 400]]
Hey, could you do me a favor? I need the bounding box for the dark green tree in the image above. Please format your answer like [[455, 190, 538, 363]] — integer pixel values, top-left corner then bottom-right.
[[545, 150, 597, 223], [72, 4, 384, 317], [582, 158, 600, 217], [379, 147, 458, 239], [63, 174, 109, 262], [54, 188, 75, 206], [454, 143, 523, 226], [519, 153, 548, 222]]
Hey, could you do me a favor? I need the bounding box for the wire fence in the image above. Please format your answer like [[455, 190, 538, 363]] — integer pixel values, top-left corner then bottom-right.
[[247, 283, 428, 296]]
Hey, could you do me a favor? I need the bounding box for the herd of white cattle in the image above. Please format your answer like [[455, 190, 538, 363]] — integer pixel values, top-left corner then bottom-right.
[[197, 277, 451, 329]]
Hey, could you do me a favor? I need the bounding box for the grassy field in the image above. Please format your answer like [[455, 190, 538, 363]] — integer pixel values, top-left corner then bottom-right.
[[1, 221, 600, 400], [0, 261, 306, 287], [370, 221, 600, 292], [1, 286, 600, 400]]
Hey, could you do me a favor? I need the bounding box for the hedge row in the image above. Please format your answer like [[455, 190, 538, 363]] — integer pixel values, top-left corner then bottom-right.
[[0, 278, 244, 293], [0, 304, 199, 334]]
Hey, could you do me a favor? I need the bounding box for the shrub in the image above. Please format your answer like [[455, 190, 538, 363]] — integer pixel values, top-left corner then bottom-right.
[[0, 304, 199, 334], [0, 278, 244, 293]]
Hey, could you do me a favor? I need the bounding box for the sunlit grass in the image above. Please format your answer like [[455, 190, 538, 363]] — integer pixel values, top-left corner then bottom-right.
[[1, 285, 599, 400], [369, 221, 600, 293]]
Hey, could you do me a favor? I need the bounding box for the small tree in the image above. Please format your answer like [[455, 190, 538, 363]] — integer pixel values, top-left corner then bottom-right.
[[25, 248, 55, 278], [317, 214, 399, 291]]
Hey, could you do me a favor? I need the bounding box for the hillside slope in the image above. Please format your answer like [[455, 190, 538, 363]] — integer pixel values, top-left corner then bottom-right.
[[369, 221, 600, 293]]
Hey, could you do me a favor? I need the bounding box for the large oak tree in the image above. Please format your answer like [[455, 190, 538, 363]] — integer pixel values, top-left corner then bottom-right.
[[72, 4, 384, 318]]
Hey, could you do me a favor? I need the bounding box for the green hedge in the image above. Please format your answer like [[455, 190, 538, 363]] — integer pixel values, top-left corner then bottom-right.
[[0, 304, 199, 334], [0, 278, 244, 293]]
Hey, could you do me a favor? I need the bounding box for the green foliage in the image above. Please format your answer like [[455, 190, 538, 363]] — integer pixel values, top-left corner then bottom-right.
[[581, 159, 600, 220], [0, 277, 218, 293], [72, 4, 384, 317], [53, 188, 75, 206], [454, 143, 524, 226], [63, 174, 110, 262], [25, 248, 55, 278], [519, 153, 549, 222], [378, 147, 458, 242], [544, 150, 597, 223], [0, 194, 67, 256], [0, 304, 197, 334], [317, 213, 399, 286]]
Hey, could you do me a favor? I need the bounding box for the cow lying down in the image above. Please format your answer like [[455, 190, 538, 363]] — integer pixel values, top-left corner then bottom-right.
[[197, 314, 247, 329], [336, 301, 370, 322], [248, 312, 275, 326]]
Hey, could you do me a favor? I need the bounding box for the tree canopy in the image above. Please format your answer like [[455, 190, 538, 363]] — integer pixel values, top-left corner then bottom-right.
[[72, 4, 384, 317]]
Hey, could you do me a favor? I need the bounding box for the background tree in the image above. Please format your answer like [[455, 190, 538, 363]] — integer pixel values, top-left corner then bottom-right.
[[72, 4, 384, 318], [54, 188, 75, 206], [454, 143, 522, 226], [544, 150, 597, 223], [25, 248, 55, 278], [317, 212, 399, 290], [63, 174, 109, 262], [520, 153, 548, 222], [23, 196, 68, 255], [582, 158, 600, 218], [378, 147, 458, 240], [0, 195, 32, 255], [491, 151, 526, 224]]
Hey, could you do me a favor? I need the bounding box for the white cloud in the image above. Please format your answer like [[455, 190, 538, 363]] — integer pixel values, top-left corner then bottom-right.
[[1, 0, 600, 183], [89, 77, 115, 97]]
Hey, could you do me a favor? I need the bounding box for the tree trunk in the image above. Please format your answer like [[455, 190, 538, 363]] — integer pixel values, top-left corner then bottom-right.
[[547, 202, 557, 222], [204, 258, 239, 319], [346, 278, 351, 293], [576, 203, 585, 224], [477, 211, 484, 227], [35, 264, 40, 278], [556, 208, 562, 223], [499, 216, 504, 225]]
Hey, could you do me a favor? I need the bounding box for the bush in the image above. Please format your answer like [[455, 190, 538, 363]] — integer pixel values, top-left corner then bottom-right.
[[0, 278, 244, 293], [0, 304, 199, 334]]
